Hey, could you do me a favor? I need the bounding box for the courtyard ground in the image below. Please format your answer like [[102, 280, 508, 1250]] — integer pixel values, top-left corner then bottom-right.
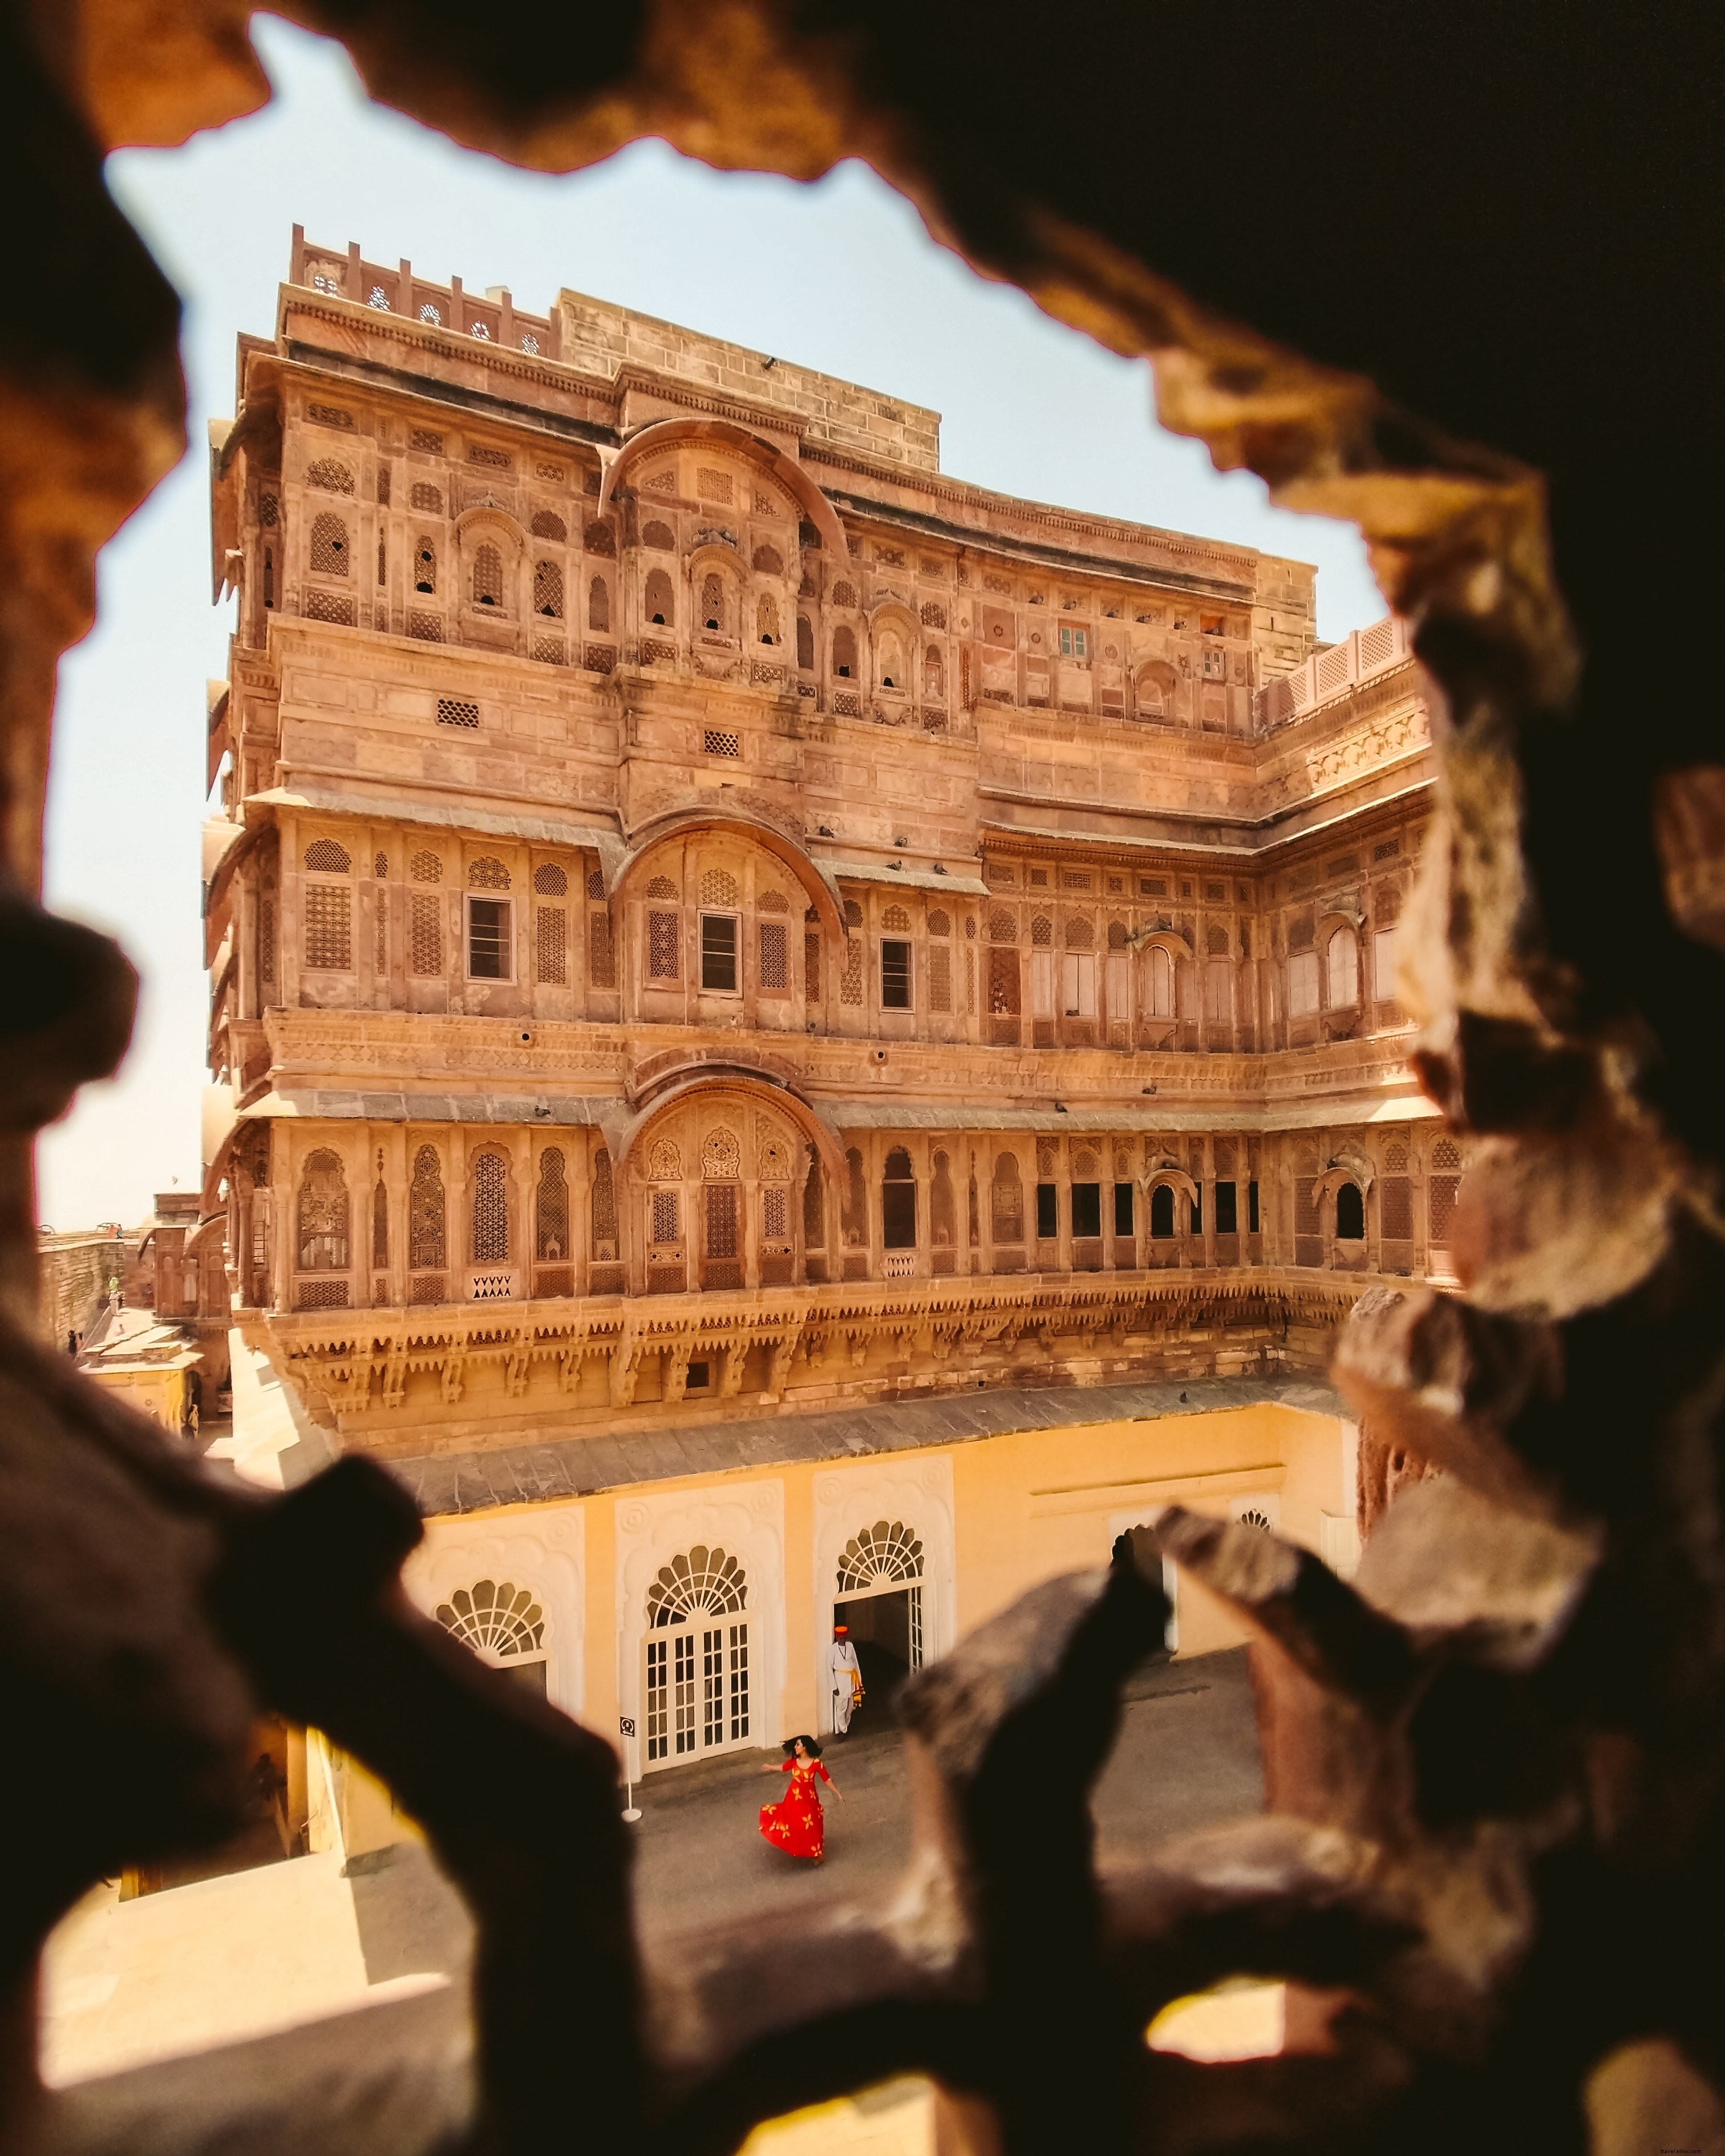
[[41, 1647, 1262, 2094]]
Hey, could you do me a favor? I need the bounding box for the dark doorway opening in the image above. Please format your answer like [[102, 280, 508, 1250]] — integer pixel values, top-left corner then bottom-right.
[[833, 1588, 917, 1733]]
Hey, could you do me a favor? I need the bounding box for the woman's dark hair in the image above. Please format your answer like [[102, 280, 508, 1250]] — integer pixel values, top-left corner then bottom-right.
[[782, 1733, 823, 1758]]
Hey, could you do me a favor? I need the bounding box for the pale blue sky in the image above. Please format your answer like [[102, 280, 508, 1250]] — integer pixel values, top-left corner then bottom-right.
[[38, 14, 1380, 1230]]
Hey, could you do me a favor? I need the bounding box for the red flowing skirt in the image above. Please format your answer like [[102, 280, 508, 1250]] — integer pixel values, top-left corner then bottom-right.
[[759, 1780, 825, 1860]]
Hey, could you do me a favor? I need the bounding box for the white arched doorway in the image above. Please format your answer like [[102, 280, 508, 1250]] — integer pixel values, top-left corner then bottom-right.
[[643, 1543, 753, 1768], [834, 1517, 926, 1699]]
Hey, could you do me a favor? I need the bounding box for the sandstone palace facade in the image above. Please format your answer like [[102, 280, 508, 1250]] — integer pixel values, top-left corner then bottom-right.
[[203, 232, 1445, 1807]]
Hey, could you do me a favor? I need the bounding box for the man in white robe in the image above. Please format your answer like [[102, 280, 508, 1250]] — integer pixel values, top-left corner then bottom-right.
[[829, 1624, 863, 1737]]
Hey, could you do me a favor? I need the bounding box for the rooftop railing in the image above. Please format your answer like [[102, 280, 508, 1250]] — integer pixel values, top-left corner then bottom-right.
[[288, 227, 557, 361], [1255, 613, 1412, 731]]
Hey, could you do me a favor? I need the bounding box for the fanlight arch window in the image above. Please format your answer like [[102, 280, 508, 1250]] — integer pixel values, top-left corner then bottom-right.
[[699, 868, 739, 908], [297, 1149, 350, 1271], [1327, 924, 1360, 1008], [837, 1519, 925, 1594], [468, 856, 510, 890], [648, 1546, 748, 1626], [309, 512, 349, 577], [644, 568, 674, 625], [410, 1146, 446, 1270], [472, 541, 505, 607], [471, 1151, 509, 1264], [436, 1580, 544, 1662], [535, 1148, 569, 1261], [534, 560, 564, 617]]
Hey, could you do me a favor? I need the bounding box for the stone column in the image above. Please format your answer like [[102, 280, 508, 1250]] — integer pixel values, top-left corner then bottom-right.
[[913, 1138, 932, 1279], [1202, 1133, 1217, 1267], [448, 1126, 468, 1295], [1054, 1141, 1073, 1276], [272, 1130, 294, 1314], [237, 873, 257, 1022], [570, 1136, 592, 1294]]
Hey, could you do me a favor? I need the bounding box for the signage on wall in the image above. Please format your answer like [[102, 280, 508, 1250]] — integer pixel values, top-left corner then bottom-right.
[[619, 1716, 636, 1738]]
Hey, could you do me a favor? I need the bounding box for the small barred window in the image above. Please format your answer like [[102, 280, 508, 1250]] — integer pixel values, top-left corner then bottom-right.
[[928, 909, 951, 938], [410, 482, 443, 514], [534, 560, 564, 617], [304, 838, 351, 874], [410, 428, 444, 453], [1031, 915, 1052, 947], [586, 869, 606, 901], [258, 491, 279, 528], [535, 906, 566, 984], [410, 850, 443, 885], [408, 892, 443, 974], [804, 931, 821, 998], [306, 459, 354, 495], [759, 920, 787, 990], [589, 909, 616, 988], [531, 509, 566, 541], [436, 698, 480, 729], [700, 869, 739, 908], [648, 911, 681, 980], [703, 730, 740, 759], [882, 905, 910, 932], [305, 884, 353, 970], [469, 444, 511, 469], [472, 542, 504, 607], [921, 601, 946, 629], [840, 940, 864, 1006], [534, 864, 569, 897], [650, 1189, 681, 1246], [309, 513, 349, 577]]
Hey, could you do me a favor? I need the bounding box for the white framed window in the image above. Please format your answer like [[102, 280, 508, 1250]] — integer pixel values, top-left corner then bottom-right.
[[699, 911, 739, 993], [1058, 623, 1089, 659], [1289, 948, 1319, 1016], [1060, 951, 1097, 1018], [466, 896, 512, 980]]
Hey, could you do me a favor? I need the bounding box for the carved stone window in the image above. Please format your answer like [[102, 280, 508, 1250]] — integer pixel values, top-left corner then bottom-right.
[[702, 1128, 740, 1179], [700, 572, 726, 633], [643, 568, 674, 625], [534, 560, 563, 617], [803, 1145, 826, 1249], [472, 541, 505, 607], [535, 864, 568, 897], [297, 1149, 350, 1271], [648, 910, 681, 980], [530, 509, 566, 541], [535, 906, 566, 984], [305, 457, 354, 495], [409, 1147, 446, 1270], [588, 576, 610, 632], [991, 1153, 1024, 1242], [590, 1146, 618, 1257], [309, 512, 349, 577], [470, 1151, 509, 1264], [535, 1149, 569, 1261], [409, 893, 442, 976], [304, 884, 353, 970]]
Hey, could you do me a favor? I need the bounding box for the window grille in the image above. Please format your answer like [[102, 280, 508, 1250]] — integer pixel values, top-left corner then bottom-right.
[[408, 610, 443, 643], [928, 909, 951, 938], [307, 403, 353, 431], [535, 1150, 569, 1261], [758, 890, 788, 916], [584, 519, 616, 554], [1066, 917, 1094, 949], [258, 492, 278, 528], [756, 594, 779, 642], [377, 536, 386, 585], [650, 1189, 680, 1245], [642, 520, 675, 550], [469, 445, 512, 470], [643, 568, 675, 626], [436, 698, 480, 728], [588, 910, 616, 988], [531, 510, 566, 542], [410, 483, 443, 513], [833, 581, 857, 609], [988, 947, 1021, 1016], [410, 849, 443, 884], [306, 459, 354, 494], [797, 616, 814, 669], [468, 856, 510, 890], [649, 1548, 747, 1629], [646, 876, 678, 901], [1381, 1174, 1413, 1239], [536, 906, 566, 984], [700, 573, 725, 630], [372, 1177, 388, 1270], [375, 891, 387, 974], [409, 893, 442, 975], [303, 590, 355, 626], [588, 577, 610, 631], [882, 905, 910, 932], [435, 1581, 542, 1660], [844, 899, 863, 927], [297, 1149, 349, 1270], [369, 286, 390, 310], [309, 513, 349, 576], [803, 1149, 826, 1247], [703, 730, 740, 759], [695, 468, 734, 504], [700, 869, 739, 908], [586, 869, 605, 901], [1108, 920, 1129, 950], [304, 838, 351, 874], [410, 427, 444, 453], [840, 940, 864, 1006], [534, 561, 563, 617], [258, 897, 275, 983], [471, 542, 504, 607], [989, 907, 1017, 942], [649, 911, 681, 980], [930, 945, 952, 1012], [759, 921, 787, 990], [471, 1153, 508, 1263], [296, 1279, 349, 1310], [837, 1520, 925, 1592], [469, 323, 492, 339], [419, 303, 443, 325], [305, 885, 353, 970], [703, 1128, 741, 1180], [804, 931, 821, 999], [520, 335, 540, 356], [991, 1155, 1024, 1242], [590, 1147, 618, 1253], [705, 1182, 739, 1258], [534, 864, 568, 897], [1031, 914, 1052, 947], [832, 626, 857, 678], [966, 947, 976, 1014], [762, 1186, 788, 1239], [931, 1154, 956, 1246]]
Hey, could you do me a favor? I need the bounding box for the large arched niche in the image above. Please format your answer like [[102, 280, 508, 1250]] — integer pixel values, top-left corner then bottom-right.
[[613, 805, 847, 938], [601, 418, 848, 560], [612, 1072, 845, 1189]]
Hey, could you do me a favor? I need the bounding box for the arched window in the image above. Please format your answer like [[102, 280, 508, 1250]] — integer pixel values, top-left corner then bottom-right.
[[468, 856, 510, 889], [882, 1146, 916, 1249], [471, 1152, 508, 1265], [1430, 1137, 1463, 1249], [372, 1172, 388, 1272], [920, 601, 947, 630], [472, 541, 504, 607], [930, 1150, 955, 1247], [1327, 924, 1359, 1008], [435, 1582, 545, 1689], [991, 1153, 1024, 1243], [803, 1145, 826, 1249], [700, 572, 726, 631], [642, 520, 675, 551], [1146, 945, 1175, 1018], [757, 594, 779, 643], [1336, 1182, 1366, 1240], [644, 568, 674, 625], [414, 539, 436, 594], [583, 520, 617, 557], [409, 1146, 445, 1271], [309, 513, 349, 577], [588, 576, 610, 633], [534, 560, 563, 617], [833, 625, 857, 678], [303, 838, 351, 874], [530, 509, 566, 542], [410, 482, 443, 513], [796, 615, 814, 670], [832, 581, 857, 609], [843, 1147, 868, 1247], [536, 1148, 569, 1261], [297, 1150, 349, 1271], [1150, 1183, 1176, 1238], [643, 1547, 751, 1762], [306, 459, 354, 495], [924, 644, 944, 700], [752, 542, 784, 575]]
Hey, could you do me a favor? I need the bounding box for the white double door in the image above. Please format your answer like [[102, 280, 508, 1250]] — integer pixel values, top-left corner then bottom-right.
[[643, 1616, 751, 1768]]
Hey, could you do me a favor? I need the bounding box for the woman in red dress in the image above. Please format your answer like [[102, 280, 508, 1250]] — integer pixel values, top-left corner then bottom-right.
[[759, 1734, 844, 1862]]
